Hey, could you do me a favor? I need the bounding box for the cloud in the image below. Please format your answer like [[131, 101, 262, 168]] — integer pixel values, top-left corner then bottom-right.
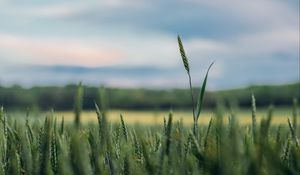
[[235, 28, 299, 55], [0, 65, 185, 88], [29, 0, 296, 39], [0, 0, 298, 88], [0, 31, 226, 69], [0, 0, 147, 19], [0, 33, 123, 66]]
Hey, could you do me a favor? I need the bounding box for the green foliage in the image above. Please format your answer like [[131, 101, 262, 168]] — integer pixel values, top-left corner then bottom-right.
[[0, 83, 299, 111], [70, 133, 92, 175]]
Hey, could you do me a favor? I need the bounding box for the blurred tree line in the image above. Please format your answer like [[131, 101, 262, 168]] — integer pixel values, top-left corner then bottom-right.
[[0, 83, 298, 111]]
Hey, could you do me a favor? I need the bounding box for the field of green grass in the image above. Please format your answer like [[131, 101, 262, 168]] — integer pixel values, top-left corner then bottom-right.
[[0, 103, 299, 175]]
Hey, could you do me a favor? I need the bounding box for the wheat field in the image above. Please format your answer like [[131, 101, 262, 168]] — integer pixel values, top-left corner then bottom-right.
[[46, 108, 292, 125]]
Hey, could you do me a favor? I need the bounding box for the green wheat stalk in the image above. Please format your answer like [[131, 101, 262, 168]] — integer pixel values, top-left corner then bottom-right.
[[38, 117, 52, 175], [123, 155, 130, 175], [189, 131, 204, 164], [288, 118, 299, 148], [120, 114, 128, 142], [95, 102, 108, 146], [141, 140, 154, 175], [59, 116, 64, 136], [177, 36, 195, 123], [165, 112, 173, 156], [204, 118, 213, 149], [276, 125, 282, 147], [177, 35, 214, 137], [282, 136, 291, 164], [50, 130, 58, 175], [74, 82, 84, 128], [25, 115, 34, 145], [251, 94, 257, 143]]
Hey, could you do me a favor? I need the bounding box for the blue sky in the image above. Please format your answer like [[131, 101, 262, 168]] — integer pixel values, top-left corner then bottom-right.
[[0, 0, 299, 89]]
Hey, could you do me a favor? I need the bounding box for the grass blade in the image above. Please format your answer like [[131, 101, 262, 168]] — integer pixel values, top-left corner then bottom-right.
[[195, 62, 214, 121]]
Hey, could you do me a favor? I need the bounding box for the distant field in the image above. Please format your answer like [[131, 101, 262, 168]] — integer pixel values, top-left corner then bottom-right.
[[48, 108, 294, 125]]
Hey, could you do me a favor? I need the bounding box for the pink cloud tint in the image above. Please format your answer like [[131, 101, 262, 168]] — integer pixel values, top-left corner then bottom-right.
[[0, 33, 123, 67]]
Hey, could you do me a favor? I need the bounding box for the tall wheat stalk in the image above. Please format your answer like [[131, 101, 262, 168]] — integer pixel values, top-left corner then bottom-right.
[[177, 36, 195, 122], [177, 35, 213, 137]]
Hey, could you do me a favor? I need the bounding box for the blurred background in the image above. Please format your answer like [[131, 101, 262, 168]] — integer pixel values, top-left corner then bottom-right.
[[0, 0, 299, 113]]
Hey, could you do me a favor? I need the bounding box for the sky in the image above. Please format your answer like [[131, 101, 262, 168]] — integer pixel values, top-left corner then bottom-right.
[[0, 0, 299, 90]]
